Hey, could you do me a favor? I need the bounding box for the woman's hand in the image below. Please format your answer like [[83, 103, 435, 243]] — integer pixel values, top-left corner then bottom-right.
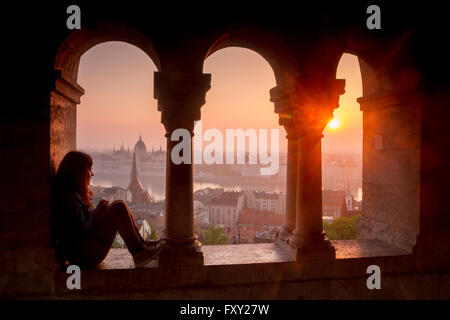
[[98, 199, 109, 207], [94, 199, 110, 217]]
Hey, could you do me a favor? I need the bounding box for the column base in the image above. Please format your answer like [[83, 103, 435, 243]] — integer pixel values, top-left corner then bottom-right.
[[289, 231, 335, 262], [413, 234, 450, 272], [277, 225, 293, 243], [158, 238, 204, 267]]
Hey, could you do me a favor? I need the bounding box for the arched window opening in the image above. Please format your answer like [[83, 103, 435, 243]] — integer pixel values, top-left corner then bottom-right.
[[323, 52, 420, 254], [195, 47, 286, 246], [322, 53, 363, 239], [76, 41, 165, 248]]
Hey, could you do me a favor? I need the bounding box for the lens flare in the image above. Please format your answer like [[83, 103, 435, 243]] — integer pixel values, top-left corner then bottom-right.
[[328, 118, 340, 130]]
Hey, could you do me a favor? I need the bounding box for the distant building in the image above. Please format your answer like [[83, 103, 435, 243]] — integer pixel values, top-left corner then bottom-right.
[[149, 145, 165, 164], [340, 192, 362, 218], [134, 134, 166, 174], [90, 185, 127, 206], [246, 190, 286, 215], [232, 209, 283, 244], [128, 202, 164, 220], [134, 133, 147, 173], [237, 208, 284, 227], [193, 200, 209, 224], [322, 190, 346, 218], [209, 191, 244, 228], [92, 134, 166, 176], [127, 151, 153, 204], [193, 187, 225, 207], [322, 153, 362, 197], [323, 181, 362, 218], [114, 218, 153, 247], [112, 143, 131, 162]]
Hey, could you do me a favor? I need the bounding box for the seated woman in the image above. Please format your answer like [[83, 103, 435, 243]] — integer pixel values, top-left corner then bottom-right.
[[51, 150, 162, 269]]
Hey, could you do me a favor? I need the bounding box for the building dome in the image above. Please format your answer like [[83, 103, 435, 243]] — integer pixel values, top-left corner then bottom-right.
[[134, 133, 147, 155]]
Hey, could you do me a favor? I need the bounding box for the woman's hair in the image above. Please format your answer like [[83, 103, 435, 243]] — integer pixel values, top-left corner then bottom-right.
[[53, 151, 94, 206]]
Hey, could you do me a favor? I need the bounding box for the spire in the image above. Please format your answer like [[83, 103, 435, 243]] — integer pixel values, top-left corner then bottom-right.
[[130, 152, 138, 179], [347, 179, 350, 194], [139, 132, 142, 141], [128, 151, 150, 203], [128, 152, 143, 191]]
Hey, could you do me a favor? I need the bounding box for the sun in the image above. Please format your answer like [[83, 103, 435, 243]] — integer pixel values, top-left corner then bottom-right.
[[328, 118, 340, 130]]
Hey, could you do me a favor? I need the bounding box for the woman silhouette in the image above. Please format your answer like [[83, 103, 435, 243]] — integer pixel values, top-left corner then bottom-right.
[[51, 151, 161, 269]]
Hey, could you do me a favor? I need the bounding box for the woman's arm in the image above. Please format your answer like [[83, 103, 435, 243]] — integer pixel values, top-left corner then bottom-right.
[[62, 191, 94, 234], [92, 199, 109, 219]]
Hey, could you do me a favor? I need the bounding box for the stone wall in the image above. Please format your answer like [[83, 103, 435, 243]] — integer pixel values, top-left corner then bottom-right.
[[357, 90, 421, 252], [1, 248, 448, 299]]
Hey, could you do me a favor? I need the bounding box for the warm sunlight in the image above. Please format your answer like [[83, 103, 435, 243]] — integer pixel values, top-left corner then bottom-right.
[[328, 118, 340, 130], [322, 53, 362, 153]]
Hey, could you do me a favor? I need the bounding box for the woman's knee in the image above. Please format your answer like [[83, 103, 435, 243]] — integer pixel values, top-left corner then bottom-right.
[[110, 199, 126, 208], [108, 200, 131, 218]]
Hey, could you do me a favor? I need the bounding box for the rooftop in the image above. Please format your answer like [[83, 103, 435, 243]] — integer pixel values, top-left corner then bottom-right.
[[210, 197, 239, 206], [238, 209, 283, 226], [253, 191, 281, 200]]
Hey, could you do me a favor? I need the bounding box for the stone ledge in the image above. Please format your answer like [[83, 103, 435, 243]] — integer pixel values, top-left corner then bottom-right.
[[0, 240, 420, 298], [49, 271, 450, 299], [52, 240, 416, 298], [96, 240, 409, 270], [332, 239, 409, 259]]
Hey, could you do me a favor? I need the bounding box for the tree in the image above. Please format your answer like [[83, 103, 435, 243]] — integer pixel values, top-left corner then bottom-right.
[[200, 225, 229, 245], [323, 215, 361, 240], [149, 225, 158, 240]]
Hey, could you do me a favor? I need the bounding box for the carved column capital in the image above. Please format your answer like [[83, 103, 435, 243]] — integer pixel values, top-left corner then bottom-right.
[[270, 83, 301, 114], [154, 71, 211, 133], [291, 104, 334, 139], [294, 78, 345, 110], [270, 83, 301, 140], [271, 78, 345, 139]]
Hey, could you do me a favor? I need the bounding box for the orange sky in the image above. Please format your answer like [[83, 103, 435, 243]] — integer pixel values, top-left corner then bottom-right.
[[323, 53, 362, 154], [77, 42, 362, 154]]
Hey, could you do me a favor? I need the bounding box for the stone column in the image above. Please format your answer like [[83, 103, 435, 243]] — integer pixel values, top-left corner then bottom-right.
[[280, 127, 298, 241], [289, 79, 345, 262], [289, 125, 335, 260], [154, 71, 211, 266], [270, 85, 299, 242]]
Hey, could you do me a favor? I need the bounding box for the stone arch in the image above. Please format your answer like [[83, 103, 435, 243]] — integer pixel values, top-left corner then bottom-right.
[[54, 20, 161, 84], [333, 34, 422, 252], [51, 20, 161, 170], [199, 29, 299, 245], [203, 28, 300, 90], [336, 29, 420, 96]]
